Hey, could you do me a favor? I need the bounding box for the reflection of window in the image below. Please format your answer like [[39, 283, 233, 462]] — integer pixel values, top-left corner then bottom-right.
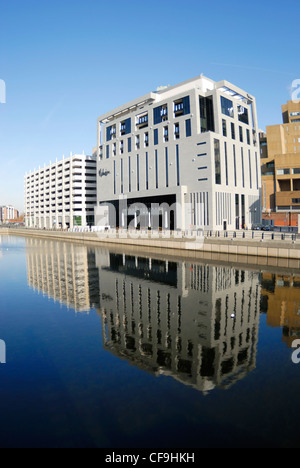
[[221, 96, 234, 118], [238, 105, 249, 125], [200, 96, 215, 132]]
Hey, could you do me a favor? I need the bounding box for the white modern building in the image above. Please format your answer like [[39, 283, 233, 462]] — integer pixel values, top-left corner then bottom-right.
[[25, 153, 97, 229], [97, 75, 262, 231]]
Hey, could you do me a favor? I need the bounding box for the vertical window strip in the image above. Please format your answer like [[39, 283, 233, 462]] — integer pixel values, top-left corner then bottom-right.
[[146, 152, 149, 190], [165, 148, 169, 188], [155, 150, 158, 189], [113, 160, 116, 195], [248, 150, 252, 189], [233, 144, 237, 187], [224, 142, 228, 186], [241, 148, 245, 188], [137, 155, 140, 192], [129, 156, 131, 193], [176, 145, 180, 186]]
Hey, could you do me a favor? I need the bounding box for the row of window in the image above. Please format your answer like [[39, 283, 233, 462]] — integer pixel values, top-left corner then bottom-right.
[[105, 120, 192, 159], [113, 147, 181, 195], [214, 139, 259, 190], [221, 96, 250, 125], [106, 97, 191, 142], [222, 119, 252, 145], [277, 168, 300, 175]]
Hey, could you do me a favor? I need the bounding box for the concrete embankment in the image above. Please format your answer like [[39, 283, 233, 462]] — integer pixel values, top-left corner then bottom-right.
[[1, 228, 300, 265]]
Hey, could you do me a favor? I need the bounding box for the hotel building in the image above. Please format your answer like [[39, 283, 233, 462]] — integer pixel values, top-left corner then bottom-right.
[[261, 100, 300, 227], [25, 153, 97, 229], [97, 75, 261, 231]]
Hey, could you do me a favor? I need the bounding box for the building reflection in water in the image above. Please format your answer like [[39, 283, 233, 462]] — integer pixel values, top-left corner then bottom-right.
[[97, 251, 261, 394], [25, 238, 262, 394], [261, 273, 300, 347], [26, 238, 99, 313]]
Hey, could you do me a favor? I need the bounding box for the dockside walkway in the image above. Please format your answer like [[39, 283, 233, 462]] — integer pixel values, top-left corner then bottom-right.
[[1, 227, 300, 265]]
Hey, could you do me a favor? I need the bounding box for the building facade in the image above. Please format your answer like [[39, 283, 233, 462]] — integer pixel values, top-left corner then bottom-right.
[[97, 75, 261, 231], [0, 206, 19, 223], [25, 154, 97, 229], [261, 100, 300, 227]]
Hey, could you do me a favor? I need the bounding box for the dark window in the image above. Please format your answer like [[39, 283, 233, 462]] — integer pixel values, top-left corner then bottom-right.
[[165, 148, 169, 188], [200, 96, 215, 133], [176, 145, 180, 186], [185, 119, 192, 137], [128, 137, 132, 153], [239, 126, 243, 143], [233, 144, 237, 187], [225, 142, 228, 186], [238, 105, 249, 125], [106, 145, 109, 159], [231, 122, 236, 140], [214, 139, 221, 185], [120, 118, 131, 136], [241, 148, 245, 188], [154, 128, 159, 146], [222, 119, 227, 137]]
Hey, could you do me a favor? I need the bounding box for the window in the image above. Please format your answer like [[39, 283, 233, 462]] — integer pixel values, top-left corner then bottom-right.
[[239, 126, 243, 143], [128, 137, 132, 153], [146, 153, 149, 190], [129, 157, 131, 193], [120, 140, 124, 155], [249, 150, 252, 189], [200, 96, 215, 132], [185, 119, 192, 137], [174, 96, 190, 117], [292, 198, 300, 204], [106, 145, 109, 159], [174, 123, 180, 140], [120, 159, 124, 194], [277, 169, 290, 175], [155, 150, 158, 189], [176, 145, 180, 187], [241, 148, 245, 188], [247, 129, 251, 145], [292, 168, 300, 174], [221, 97, 234, 118], [120, 118, 131, 136], [137, 155, 140, 191], [231, 122, 236, 140], [238, 105, 249, 125], [222, 119, 227, 137], [106, 125, 116, 142], [214, 139, 221, 185], [136, 113, 148, 130], [154, 129, 159, 146], [153, 105, 168, 124], [144, 132, 149, 147], [224, 142, 228, 186], [233, 145, 237, 187], [164, 126, 169, 142], [165, 148, 169, 188], [113, 143, 116, 157], [136, 135, 140, 150]]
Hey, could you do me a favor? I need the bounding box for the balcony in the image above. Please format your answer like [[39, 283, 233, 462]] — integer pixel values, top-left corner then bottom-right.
[[136, 114, 148, 129]]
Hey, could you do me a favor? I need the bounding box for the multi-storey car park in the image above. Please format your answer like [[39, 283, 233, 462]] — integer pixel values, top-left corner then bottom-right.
[[25, 153, 97, 229], [97, 75, 262, 232]]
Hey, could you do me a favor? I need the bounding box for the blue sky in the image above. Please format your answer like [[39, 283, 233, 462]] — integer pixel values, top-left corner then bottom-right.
[[0, 0, 299, 211]]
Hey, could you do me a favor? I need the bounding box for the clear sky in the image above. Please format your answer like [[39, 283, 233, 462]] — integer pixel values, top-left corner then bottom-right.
[[0, 0, 299, 211]]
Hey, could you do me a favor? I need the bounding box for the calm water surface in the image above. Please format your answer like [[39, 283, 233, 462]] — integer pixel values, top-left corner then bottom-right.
[[0, 235, 299, 448]]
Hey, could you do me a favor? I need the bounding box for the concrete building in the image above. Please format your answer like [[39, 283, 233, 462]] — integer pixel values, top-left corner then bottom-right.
[[25, 153, 97, 229], [0, 205, 19, 223], [97, 75, 261, 231], [261, 100, 300, 227]]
